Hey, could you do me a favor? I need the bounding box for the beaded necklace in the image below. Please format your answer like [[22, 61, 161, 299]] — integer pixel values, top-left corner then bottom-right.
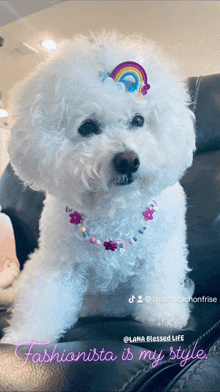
[[66, 200, 157, 254]]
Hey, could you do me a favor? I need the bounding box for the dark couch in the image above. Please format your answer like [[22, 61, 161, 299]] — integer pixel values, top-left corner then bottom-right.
[[0, 74, 220, 391]]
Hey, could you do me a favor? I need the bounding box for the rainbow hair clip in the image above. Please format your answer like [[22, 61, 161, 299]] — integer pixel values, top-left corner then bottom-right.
[[109, 61, 151, 96]]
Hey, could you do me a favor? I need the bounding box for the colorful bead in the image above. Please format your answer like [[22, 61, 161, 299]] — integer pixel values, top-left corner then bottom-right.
[[79, 227, 86, 233], [116, 240, 127, 249], [149, 200, 158, 211], [138, 230, 144, 234], [95, 239, 101, 246], [89, 237, 96, 244], [129, 239, 134, 244], [83, 232, 89, 237], [133, 237, 138, 241], [143, 227, 147, 230]]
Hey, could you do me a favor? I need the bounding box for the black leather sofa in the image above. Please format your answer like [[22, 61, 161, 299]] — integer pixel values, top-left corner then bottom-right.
[[0, 74, 220, 391]]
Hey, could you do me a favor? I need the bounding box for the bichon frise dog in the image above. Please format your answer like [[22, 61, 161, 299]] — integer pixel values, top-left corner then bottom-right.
[[2, 31, 195, 344]]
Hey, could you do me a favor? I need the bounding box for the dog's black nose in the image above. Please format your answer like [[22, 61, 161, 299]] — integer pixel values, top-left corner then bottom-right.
[[113, 151, 140, 175]]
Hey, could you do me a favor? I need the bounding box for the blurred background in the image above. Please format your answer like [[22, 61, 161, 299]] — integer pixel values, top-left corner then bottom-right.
[[0, 0, 220, 174]]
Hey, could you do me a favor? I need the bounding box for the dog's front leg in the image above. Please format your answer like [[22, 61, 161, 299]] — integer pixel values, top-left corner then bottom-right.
[[132, 282, 192, 330], [1, 252, 86, 345], [131, 247, 194, 329]]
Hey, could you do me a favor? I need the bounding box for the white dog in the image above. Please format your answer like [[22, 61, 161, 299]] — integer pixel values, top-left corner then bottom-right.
[[2, 32, 195, 344]]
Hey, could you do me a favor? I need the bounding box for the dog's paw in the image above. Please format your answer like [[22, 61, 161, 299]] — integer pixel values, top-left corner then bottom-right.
[[136, 313, 189, 329], [1, 333, 53, 346], [1, 334, 18, 345], [135, 302, 190, 329]]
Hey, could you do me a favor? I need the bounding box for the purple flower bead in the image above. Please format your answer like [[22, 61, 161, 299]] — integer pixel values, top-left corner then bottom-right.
[[143, 208, 154, 221], [103, 241, 118, 251], [69, 211, 82, 225]]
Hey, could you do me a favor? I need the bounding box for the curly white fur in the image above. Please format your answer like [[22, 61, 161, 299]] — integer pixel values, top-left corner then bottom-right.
[[2, 31, 196, 344]]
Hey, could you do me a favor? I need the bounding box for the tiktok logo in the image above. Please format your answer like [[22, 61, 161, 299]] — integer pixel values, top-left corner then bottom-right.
[[128, 295, 136, 303]]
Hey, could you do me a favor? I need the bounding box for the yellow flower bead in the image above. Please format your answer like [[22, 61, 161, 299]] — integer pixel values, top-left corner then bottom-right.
[[79, 227, 86, 233]]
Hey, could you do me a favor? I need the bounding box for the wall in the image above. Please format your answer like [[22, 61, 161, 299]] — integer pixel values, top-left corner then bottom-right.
[[1, 0, 220, 175], [1, 0, 220, 105]]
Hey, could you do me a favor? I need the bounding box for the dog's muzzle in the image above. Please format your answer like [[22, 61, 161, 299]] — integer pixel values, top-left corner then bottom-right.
[[112, 151, 140, 185]]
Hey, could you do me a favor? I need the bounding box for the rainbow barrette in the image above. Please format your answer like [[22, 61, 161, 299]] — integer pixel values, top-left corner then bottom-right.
[[109, 61, 151, 96]]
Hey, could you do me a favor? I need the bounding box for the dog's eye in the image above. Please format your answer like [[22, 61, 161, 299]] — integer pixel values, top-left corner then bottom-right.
[[78, 120, 101, 137], [131, 115, 144, 128]]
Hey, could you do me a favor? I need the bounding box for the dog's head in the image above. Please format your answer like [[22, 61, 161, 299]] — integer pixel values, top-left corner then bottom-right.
[[8, 31, 195, 215]]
